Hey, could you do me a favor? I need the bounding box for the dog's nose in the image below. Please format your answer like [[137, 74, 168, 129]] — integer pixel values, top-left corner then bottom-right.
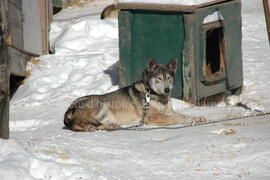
[[164, 88, 170, 93]]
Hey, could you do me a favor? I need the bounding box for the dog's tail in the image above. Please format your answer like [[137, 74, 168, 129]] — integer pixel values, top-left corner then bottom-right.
[[64, 103, 76, 129]]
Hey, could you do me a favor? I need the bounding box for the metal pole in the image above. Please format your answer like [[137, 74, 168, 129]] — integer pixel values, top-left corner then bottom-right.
[[263, 0, 270, 45]]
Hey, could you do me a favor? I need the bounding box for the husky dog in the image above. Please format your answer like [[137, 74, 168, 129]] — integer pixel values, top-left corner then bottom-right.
[[64, 58, 206, 131]]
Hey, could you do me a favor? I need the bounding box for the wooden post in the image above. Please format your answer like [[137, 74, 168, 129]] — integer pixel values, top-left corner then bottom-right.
[[263, 0, 270, 44], [0, 0, 10, 139], [40, 0, 49, 54], [62, 0, 68, 9]]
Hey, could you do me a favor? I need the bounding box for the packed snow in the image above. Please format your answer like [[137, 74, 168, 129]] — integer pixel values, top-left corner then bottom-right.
[[203, 10, 224, 24], [1, 0, 270, 179]]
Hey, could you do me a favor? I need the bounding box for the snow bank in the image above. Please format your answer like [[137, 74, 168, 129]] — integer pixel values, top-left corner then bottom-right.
[[53, 0, 117, 21], [11, 53, 118, 107], [12, 16, 119, 106], [50, 16, 118, 55]]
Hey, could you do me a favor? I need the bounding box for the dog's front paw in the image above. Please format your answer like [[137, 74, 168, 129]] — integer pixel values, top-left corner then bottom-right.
[[191, 116, 207, 125], [107, 123, 121, 130], [97, 123, 121, 131], [84, 124, 97, 132]]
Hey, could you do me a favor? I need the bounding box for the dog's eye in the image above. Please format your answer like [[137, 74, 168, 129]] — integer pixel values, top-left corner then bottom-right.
[[167, 77, 171, 80], [158, 77, 162, 80]]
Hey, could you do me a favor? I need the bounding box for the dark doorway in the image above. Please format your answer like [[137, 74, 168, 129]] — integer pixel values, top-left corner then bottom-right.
[[206, 27, 224, 74]]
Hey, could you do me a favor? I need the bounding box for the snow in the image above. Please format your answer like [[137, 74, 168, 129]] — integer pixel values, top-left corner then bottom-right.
[[203, 10, 224, 24], [1, 0, 270, 179], [52, 0, 117, 21], [2, 118, 270, 179]]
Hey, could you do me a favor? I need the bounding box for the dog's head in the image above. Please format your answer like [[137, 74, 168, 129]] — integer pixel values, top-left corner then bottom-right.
[[142, 58, 178, 96]]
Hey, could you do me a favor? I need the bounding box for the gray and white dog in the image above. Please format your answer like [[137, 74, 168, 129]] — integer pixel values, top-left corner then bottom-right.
[[64, 58, 206, 131]]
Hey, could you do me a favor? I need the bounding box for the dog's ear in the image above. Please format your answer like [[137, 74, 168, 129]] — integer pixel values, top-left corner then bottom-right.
[[168, 58, 178, 73], [142, 69, 148, 83], [147, 58, 157, 72]]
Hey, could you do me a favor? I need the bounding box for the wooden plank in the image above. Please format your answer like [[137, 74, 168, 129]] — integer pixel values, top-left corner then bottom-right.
[[23, 0, 50, 55], [118, 11, 132, 88], [197, 0, 236, 9], [182, 14, 197, 103], [7, 0, 23, 49], [263, 0, 270, 44], [0, 0, 10, 139], [8, 46, 28, 76], [7, 0, 27, 76], [101, 0, 238, 19], [62, 0, 68, 9], [9, 0, 21, 8], [53, 0, 62, 8], [22, 0, 42, 55], [40, 0, 49, 54]]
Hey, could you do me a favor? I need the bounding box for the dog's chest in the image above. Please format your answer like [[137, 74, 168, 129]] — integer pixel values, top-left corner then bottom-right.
[[149, 100, 170, 114]]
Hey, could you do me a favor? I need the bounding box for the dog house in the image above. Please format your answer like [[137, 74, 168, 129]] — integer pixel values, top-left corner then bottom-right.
[[114, 0, 242, 104]]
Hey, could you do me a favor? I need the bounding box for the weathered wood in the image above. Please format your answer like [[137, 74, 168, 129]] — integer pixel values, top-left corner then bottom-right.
[[62, 0, 68, 9], [22, 0, 43, 55], [101, 0, 238, 19], [40, 0, 49, 54], [8, 45, 37, 77], [22, 0, 50, 55], [263, 0, 270, 45], [6, 0, 27, 77], [182, 14, 197, 103], [0, 0, 10, 139], [7, 0, 23, 48]]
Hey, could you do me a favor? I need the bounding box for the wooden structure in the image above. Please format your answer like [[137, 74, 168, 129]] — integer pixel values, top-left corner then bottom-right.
[[1, 0, 52, 139], [116, 0, 242, 104], [263, 0, 270, 44], [53, 0, 79, 9], [0, 0, 10, 139], [8, 0, 52, 78]]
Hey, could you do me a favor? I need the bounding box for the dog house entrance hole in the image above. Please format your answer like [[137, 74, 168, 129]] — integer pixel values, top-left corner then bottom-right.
[[206, 26, 224, 74], [201, 22, 226, 84]]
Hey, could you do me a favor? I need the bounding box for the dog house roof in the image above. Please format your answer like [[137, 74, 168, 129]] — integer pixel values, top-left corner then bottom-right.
[[101, 0, 238, 16]]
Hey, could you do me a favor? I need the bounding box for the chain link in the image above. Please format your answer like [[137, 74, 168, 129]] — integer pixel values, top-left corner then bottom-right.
[[118, 111, 270, 131], [108, 90, 270, 132], [113, 103, 270, 131]]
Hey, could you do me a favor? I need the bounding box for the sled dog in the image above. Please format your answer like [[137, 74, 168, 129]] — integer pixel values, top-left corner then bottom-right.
[[64, 58, 206, 131]]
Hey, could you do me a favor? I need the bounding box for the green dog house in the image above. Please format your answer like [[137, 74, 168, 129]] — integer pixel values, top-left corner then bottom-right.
[[115, 0, 242, 104]]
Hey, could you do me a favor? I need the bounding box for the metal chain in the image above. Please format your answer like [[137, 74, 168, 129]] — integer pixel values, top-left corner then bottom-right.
[[116, 111, 270, 131], [114, 103, 270, 131], [107, 90, 270, 131]]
